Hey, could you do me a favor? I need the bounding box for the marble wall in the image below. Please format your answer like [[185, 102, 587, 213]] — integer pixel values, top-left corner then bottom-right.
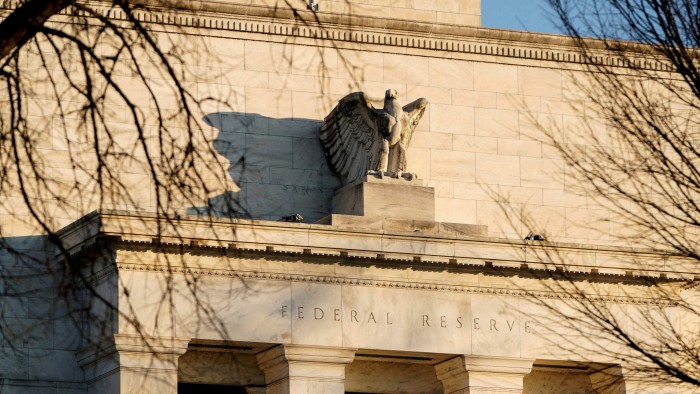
[[0, 3, 689, 393], [195, 36, 616, 243], [0, 6, 658, 244]]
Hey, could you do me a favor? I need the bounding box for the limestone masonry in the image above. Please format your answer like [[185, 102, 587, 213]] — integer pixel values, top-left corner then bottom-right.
[[0, 0, 697, 393]]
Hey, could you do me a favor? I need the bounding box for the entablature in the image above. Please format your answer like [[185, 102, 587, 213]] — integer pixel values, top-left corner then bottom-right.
[[57, 210, 699, 288], [0, 0, 675, 73]]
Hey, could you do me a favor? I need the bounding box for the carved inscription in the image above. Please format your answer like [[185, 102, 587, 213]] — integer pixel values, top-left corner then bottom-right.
[[282, 305, 533, 334]]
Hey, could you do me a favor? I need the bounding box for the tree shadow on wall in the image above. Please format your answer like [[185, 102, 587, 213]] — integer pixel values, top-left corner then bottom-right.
[[190, 112, 340, 223], [0, 234, 86, 380]]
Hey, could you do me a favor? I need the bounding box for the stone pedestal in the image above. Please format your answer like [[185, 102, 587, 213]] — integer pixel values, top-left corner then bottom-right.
[[320, 174, 488, 237], [332, 176, 435, 222], [78, 334, 190, 394], [434, 356, 534, 394], [256, 345, 356, 394]]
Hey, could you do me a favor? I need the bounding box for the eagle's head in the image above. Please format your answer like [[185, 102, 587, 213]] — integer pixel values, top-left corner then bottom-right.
[[385, 89, 398, 100]]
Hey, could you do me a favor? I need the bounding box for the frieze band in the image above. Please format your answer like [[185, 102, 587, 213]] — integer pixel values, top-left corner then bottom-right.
[[114, 263, 676, 306], [283, 304, 535, 333]]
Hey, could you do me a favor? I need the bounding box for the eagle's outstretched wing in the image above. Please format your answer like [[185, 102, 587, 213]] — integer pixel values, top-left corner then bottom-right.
[[400, 97, 428, 149], [320, 92, 388, 184]]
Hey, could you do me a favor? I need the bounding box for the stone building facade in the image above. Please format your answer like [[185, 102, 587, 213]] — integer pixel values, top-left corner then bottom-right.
[[0, 0, 698, 393]]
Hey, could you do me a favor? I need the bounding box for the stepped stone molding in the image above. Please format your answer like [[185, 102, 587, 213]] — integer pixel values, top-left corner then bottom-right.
[[435, 356, 535, 394], [0, 0, 673, 72], [57, 211, 697, 280], [113, 237, 684, 283]]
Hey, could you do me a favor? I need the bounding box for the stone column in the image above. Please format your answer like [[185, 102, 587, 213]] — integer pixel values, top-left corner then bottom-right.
[[589, 366, 625, 394], [256, 345, 356, 394], [434, 356, 534, 394], [78, 334, 190, 394], [604, 366, 680, 394]]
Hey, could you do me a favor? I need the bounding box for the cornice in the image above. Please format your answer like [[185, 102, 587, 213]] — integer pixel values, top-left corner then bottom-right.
[[57, 210, 697, 282], [135, 4, 672, 72], [54, 210, 689, 306], [0, 0, 672, 72]]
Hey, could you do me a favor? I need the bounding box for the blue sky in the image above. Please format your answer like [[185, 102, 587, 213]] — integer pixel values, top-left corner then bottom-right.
[[481, 0, 562, 34]]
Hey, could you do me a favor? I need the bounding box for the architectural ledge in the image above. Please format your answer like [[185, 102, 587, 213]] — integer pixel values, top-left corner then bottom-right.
[[55, 211, 698, 285], [128, 0, 652, 53], [76, 334, 190, 368], [257, 345, 356, 371], [0, 0, 667, 72]]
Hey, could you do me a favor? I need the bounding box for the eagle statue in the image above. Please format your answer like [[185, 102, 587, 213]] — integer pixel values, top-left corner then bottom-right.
[[319, 89, 428, 185]]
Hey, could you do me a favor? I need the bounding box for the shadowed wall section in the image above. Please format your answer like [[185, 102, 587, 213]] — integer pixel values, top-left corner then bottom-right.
[[195, 112, 339, 222]]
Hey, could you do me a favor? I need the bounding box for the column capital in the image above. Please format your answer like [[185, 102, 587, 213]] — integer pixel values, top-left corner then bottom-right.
[[435, 356, 535, 378], [257, 345, 356, 371], [77, 335, 190, 394], [114, 334, 190, 354], [77, 334, 190, 369], [256, 345, 356, 394], [612, 365, 682, 393], [435, 356, 534, 394]]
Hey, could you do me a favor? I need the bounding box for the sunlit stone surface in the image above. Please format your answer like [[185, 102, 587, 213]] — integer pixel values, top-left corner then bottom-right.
[[1, 0, 696, 393]]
